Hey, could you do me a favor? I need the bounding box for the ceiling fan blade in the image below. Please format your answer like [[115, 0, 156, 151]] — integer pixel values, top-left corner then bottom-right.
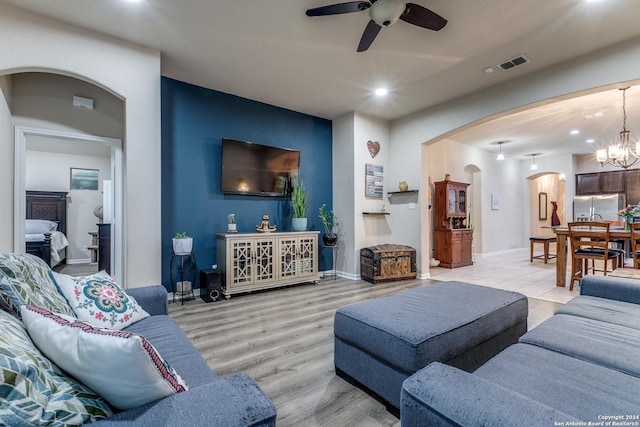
[[306, 1, 371, 17], [399, 3, 447, 31], [357, 20, 382, 52]]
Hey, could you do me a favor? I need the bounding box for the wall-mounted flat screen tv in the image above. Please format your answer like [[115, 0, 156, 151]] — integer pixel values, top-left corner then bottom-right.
[[221, 138, 300, 197]]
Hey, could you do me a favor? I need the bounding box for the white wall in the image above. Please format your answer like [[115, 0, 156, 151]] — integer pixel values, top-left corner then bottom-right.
[[0, 75, 12, 251], [26, 148, 110, 263], [332, 112, 355, 277], [12, 72, 124, 138], [354, 113, 392, 277], [0, 3, 161, 287]]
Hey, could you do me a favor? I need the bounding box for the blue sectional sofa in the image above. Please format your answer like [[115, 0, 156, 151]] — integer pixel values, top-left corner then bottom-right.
[[0, 253, 276, 426], [95, 286, 276, 426], [401, 275, 640, 426]]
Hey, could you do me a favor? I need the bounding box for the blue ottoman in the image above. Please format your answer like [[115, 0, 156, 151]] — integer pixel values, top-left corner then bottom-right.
[[334, 281, 528, 409]]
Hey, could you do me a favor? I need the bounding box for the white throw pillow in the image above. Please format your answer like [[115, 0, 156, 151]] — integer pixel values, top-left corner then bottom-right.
[[51, 270, 149, 330], [25, 219, 58, 234], [20, 305, 189, 410]]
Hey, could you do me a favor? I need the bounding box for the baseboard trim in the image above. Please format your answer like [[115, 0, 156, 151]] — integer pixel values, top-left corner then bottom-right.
[[66, 258, 91, 265]]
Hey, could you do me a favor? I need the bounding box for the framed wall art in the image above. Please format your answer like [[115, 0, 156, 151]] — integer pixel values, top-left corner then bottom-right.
[[539, 192, 548, 221], [365, 163, 383, 198], [70, 168, 99, 191]]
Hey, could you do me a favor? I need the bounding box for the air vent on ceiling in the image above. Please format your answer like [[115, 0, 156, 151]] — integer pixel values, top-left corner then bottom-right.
[[497, 55, 529, 71]]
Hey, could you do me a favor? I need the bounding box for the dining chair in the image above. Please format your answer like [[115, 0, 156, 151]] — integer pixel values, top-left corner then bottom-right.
[[602, 220, 627, 269], [568, 221, 618, 291], [630, 222, 640, 269]]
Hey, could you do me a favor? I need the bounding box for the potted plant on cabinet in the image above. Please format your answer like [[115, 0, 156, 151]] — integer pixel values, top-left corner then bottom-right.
[[319, 204, 338, 246], [291, 178, 308, 231], [172, 232, 193, 255], [228, 213, 237, 233]]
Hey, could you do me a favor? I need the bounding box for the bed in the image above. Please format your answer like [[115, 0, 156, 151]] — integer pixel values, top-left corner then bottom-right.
[[25, 191, 69, 267]]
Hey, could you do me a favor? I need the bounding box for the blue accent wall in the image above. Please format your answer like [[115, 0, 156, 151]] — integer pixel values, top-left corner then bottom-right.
[[161, 77, 333, 292]]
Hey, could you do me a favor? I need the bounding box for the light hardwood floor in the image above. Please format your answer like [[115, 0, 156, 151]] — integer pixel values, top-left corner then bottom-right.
[[169, 276, 562, 426]]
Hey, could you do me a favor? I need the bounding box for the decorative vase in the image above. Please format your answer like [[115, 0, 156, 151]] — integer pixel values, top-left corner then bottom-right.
[[398, 181, 408, 192], [228, 223, 237, 233], [625, 218, 632, 231], [322, 234, 338, 247], [172, 238, 193, 255], [292, 217, 307, 231], [550, 201, 561, 227]]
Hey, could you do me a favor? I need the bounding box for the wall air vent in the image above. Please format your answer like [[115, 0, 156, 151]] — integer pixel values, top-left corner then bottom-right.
[[72, 95, 94, 109], [497, 55, 529, 71]]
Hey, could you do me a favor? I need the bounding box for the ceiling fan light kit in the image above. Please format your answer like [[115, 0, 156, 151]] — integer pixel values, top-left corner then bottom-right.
[[306, 0, 447, 52], [369, 0, 405, 26]]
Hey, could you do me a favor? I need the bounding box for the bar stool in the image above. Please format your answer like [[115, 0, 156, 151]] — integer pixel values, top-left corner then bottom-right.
[[529, 236, 557, 264]]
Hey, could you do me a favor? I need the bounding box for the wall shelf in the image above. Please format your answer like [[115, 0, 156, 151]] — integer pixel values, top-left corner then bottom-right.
[[387, 190, 419, 195], [363, 212, 390, 216]]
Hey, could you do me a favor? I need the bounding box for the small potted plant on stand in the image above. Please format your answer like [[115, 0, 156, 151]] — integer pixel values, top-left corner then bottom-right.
[[228, 214, 237, 233], [319, 204, 338, 246], [291, 178, 308, 231], [172, 232, 193, 255]]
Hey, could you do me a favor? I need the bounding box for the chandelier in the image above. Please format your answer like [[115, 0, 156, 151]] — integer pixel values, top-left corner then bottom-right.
[[596, 87, 640, 169]]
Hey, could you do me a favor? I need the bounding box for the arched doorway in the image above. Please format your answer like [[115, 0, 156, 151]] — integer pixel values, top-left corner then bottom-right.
[[527, 172, 566, 238], [9, 71, 125, 282]]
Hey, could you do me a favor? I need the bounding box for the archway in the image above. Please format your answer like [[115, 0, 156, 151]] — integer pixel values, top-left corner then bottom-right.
[[9, 71, 125, 282], [527, 172, 566, 238]]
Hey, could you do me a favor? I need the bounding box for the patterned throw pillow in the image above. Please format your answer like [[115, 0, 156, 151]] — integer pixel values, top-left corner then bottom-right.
[[21, 305, 189, 411], [0, 252, 75, 318], [0, 310, 113, 425], [51, 270, 149, 330]]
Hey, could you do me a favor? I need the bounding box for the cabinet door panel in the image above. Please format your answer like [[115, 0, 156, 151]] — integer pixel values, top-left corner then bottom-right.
[[279, 237, 298, 280], [600, 171, 625, 193], [254, 238, 275, 284], [576, 173, 600, 195], [298, 236, 317, 277], [625, 170, 640, 205], [231, 239, 253, 287]]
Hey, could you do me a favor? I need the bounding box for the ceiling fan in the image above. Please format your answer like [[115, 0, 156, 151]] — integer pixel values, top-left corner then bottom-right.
[[306, 0, 447, 52]]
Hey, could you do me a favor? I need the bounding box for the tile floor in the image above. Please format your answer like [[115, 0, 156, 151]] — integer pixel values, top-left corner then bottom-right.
[[429, 247, 577, 305]]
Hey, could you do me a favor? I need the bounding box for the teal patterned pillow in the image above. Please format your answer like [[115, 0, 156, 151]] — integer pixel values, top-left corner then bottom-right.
[[0, 253, 75, 318], [0, 310, 113, 425], [51, 271, 150, 330]]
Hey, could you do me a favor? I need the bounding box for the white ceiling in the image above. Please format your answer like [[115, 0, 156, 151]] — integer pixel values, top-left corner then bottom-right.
[[4, 0, 640, 160]]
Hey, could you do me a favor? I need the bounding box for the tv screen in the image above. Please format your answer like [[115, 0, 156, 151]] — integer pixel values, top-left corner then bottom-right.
[[221, 138, 300, 196]]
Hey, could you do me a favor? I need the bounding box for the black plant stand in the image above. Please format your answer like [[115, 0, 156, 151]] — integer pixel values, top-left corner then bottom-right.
[[170, 251, 197, 304], [323, 245, 338, 280]]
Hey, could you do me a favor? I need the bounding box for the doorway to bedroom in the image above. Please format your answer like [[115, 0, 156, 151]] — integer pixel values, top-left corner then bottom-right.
[[11, 72, 124, 283]]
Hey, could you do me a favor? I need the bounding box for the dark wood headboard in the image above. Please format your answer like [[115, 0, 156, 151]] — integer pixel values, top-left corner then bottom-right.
[[26, 191, 68, 236]]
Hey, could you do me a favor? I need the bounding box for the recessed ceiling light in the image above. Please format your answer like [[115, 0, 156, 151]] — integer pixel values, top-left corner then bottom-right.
[[586, 139, 595, 143], [483, 67, 495, 74], [374, 88, 388, 97], [570, 130, 580, 135]]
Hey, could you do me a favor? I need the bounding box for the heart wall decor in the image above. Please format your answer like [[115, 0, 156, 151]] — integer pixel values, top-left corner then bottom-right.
[[367, 140, 380, 158]]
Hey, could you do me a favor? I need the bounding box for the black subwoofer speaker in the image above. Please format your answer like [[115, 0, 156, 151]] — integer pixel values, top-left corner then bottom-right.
[[200, 269, 223, 302]]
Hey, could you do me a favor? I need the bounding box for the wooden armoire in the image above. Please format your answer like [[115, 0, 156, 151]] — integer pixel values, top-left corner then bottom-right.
[[433, 180, 473, 268]]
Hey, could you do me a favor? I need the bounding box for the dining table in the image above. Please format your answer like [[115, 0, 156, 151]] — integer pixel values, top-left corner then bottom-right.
[[553, 226, 631, 288]]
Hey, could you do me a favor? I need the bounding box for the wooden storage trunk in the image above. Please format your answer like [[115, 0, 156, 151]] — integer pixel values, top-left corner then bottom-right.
[[360, 244, 417, 284]]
